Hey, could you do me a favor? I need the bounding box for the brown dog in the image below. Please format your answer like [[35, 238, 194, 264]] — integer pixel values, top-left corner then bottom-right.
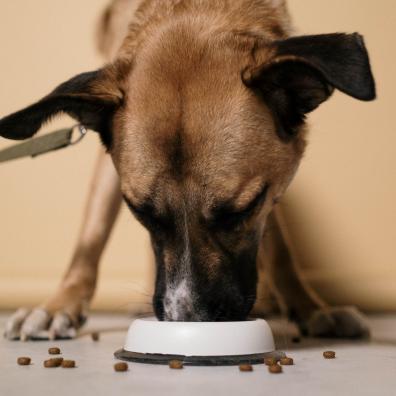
[[2, 0, 375, 341]]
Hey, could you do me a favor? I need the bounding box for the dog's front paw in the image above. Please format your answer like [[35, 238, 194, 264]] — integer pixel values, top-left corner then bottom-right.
[[4, 306, 86, 341], [303, 306, 370, 339]]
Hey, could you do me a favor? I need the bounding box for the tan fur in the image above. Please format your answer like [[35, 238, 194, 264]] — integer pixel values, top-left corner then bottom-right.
[[44, 0, 316, 322]]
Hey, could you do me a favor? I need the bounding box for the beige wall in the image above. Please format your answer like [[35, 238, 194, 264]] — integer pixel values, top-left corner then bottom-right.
[[285, 0, 396, 311], [0, 0, 394, 312]]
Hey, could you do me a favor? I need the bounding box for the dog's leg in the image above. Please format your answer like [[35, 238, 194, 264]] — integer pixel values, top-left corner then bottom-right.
[[259, 205, 370, 338], [5, 149, 122, 340]]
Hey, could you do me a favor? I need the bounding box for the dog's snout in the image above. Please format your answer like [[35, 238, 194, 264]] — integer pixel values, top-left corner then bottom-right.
[[157, 279, 256, 322], [164, 300, 195, 321], [150, 199, 260, 322], [162, 280, 199, 321]]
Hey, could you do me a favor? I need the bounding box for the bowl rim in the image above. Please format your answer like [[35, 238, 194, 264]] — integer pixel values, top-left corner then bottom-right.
[[123, 316, 276, 357]]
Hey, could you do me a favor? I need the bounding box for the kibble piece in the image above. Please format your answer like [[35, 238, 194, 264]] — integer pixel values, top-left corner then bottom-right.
[[323, 351, 336, 359], [17, 357, 31, 366], [48, 347, 61, 355], [239, 364, 253, 372], [268, 364, 282, 374], [114, 362, 128, 372], [50, 358, 64, 367], [264, 357, 277, 366], [61, 360, 76, 368], [91, 332, 100, 342], [280, 357, 294, 366], [169, 360, 184, 369], [44, 359, 59, 368]]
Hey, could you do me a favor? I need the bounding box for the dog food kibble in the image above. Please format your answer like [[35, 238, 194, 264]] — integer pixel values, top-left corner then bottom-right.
[[48, 347, 61, 355], [239, 364, 253, 372], [114, 362, 128, 372], [268, 364, 282, 374], [323, 351, 336, 359], [17, 357, 31, 366], [61, 360, 76, 368], [169, 360, 184, 369], [50, 358, 64, 367], [44, 359, 59, 368], [91, 332, 100, 342], [280, 357, 294, 366], [264, 357, 277, 366]]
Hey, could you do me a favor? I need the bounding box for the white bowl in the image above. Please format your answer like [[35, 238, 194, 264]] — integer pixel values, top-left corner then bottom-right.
[[115, 317, 279, 365]]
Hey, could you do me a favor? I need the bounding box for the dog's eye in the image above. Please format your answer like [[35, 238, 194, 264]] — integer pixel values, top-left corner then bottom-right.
[[209, 184, 269, 229], [123, 196, 172, 231], [211, 209, 250, 230]]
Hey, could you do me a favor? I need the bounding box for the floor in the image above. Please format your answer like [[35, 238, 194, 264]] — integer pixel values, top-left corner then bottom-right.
[[1, 313, 395, 396]]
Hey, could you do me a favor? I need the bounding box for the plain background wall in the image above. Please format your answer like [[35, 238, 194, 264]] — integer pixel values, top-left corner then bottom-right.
[[0, 0, 394, 312]]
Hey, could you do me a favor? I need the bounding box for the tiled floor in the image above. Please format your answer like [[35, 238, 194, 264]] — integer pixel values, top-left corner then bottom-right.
[[0, 313, 395, 396]]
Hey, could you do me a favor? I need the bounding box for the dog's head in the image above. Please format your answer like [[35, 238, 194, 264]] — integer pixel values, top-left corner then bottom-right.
[[0, 31, 375, 321]]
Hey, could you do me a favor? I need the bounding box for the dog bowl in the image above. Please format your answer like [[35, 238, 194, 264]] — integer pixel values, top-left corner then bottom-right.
[[114, 317, 283, 366]]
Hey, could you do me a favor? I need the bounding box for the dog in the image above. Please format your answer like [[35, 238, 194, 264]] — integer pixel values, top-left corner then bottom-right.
[[1, 0, 375, 341]]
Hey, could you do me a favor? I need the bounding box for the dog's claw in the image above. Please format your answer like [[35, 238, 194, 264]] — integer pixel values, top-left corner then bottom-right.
[[20, 308, 51, 341], [4, 308, 31, 340], [306, 306, 370, 338], [49, 312, 76, 340]]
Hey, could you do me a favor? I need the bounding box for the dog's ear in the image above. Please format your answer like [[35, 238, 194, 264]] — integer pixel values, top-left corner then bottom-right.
[[243, 33, 376, 137], [0, 60, 130, 147]]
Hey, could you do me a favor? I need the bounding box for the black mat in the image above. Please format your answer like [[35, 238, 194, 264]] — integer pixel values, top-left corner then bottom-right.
[[114, 349, 285, 366]]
